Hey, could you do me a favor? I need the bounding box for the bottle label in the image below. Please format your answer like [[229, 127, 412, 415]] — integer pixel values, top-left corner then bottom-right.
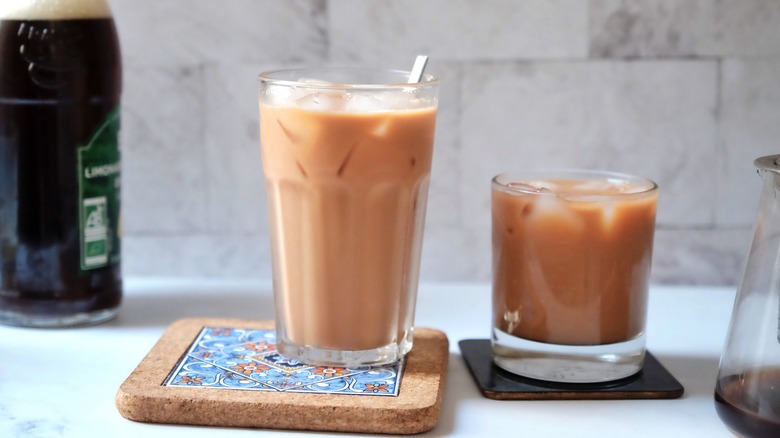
[[77, 107, 121, 271]]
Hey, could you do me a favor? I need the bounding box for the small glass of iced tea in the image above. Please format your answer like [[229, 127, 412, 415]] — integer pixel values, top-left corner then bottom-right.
[[491, 169, 658, 383]]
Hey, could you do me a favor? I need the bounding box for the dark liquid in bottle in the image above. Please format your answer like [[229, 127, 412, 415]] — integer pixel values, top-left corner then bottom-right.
[[0, 17, 122, 326], [715, 369, 780, 438]]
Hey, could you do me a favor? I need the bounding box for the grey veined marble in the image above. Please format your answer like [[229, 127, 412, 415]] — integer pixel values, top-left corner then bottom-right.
[[590, 0, 780, 58], [110, 0, 780, 286]]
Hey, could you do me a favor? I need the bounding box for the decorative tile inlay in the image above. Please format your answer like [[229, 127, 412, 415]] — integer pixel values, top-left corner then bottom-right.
[[164, 327, 404, 396]]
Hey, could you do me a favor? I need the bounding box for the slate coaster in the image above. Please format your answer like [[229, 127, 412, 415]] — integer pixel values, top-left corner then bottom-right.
[[459, 339, 684, 400], [116, 318, 449, 434]]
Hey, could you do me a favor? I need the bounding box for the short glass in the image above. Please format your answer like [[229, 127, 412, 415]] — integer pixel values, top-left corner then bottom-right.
[[491, 169, 658, 383], [258, 68, 439, 367]]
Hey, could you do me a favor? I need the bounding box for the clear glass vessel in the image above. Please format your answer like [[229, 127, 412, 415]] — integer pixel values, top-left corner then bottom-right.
[[258, 68, 439, 367], [715, 155, 780, 437]]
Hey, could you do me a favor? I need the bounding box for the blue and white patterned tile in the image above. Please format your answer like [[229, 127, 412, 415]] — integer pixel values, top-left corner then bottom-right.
[[165, 327, 403, 396]]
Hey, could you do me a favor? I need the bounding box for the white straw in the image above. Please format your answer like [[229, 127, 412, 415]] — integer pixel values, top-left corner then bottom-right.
[[408, 55, 429, 83]]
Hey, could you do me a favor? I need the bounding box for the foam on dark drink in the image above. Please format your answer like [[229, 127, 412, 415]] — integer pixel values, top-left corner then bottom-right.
[[0, 0, 111, 19]]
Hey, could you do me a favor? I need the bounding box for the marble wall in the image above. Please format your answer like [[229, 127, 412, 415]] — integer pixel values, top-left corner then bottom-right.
[[111, 0, 780, 286]]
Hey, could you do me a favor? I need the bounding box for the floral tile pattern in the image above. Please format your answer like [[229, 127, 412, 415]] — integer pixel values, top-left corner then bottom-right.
[[163, 327, 403, 396]]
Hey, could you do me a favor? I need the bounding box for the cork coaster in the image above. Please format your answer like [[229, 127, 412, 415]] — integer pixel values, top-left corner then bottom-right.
[[459, 339, 683, 400], [116, 318, 448, 434]]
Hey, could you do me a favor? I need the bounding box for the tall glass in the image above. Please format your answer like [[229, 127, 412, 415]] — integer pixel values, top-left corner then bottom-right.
[[258, 69, 438, 367], [491, 170, 658, 383]]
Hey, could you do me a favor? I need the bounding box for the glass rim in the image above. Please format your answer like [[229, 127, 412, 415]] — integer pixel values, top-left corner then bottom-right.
[[754, 154, 780, 173], [492, 168, 659, 199], [258, 67, 439, 90]]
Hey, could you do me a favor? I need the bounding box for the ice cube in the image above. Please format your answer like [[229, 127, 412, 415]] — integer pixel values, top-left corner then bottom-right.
[[374, 90, 417, 110], [530, 194, 584, 234], [344, 93, 386, 113], [264, 85, 294, 106], [293, 91, 320, 110], [505, 181, 553, 194], [574, 180, 617, 194], [294, 90, 347, 112], [534, 194, 568, 214], [600, 204, 617, 230], [372, 117, 391, 136]]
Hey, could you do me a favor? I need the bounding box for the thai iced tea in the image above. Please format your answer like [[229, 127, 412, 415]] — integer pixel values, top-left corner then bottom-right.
[[259, 69, 438, 366], [491, 170, 658, 382]]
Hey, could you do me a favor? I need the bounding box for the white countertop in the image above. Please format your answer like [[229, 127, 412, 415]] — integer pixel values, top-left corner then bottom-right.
[[0, 279, 737, 437]]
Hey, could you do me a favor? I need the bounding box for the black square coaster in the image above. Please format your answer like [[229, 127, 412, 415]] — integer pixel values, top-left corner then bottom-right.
[[459, 339, 684, 400]]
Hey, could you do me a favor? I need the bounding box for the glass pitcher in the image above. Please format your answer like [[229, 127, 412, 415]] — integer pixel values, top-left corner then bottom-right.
[[715, 155, 780, 437]]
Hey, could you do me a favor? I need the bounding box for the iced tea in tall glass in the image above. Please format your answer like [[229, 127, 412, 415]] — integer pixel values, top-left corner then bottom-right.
[[259, 69, 438, 367]]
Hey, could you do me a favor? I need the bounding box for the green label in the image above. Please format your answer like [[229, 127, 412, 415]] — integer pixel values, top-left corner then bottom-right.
[[77, 107, 121, 271]]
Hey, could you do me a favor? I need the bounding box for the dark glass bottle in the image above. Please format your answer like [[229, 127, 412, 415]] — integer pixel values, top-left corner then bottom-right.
[[0, 0, 122, 327]]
